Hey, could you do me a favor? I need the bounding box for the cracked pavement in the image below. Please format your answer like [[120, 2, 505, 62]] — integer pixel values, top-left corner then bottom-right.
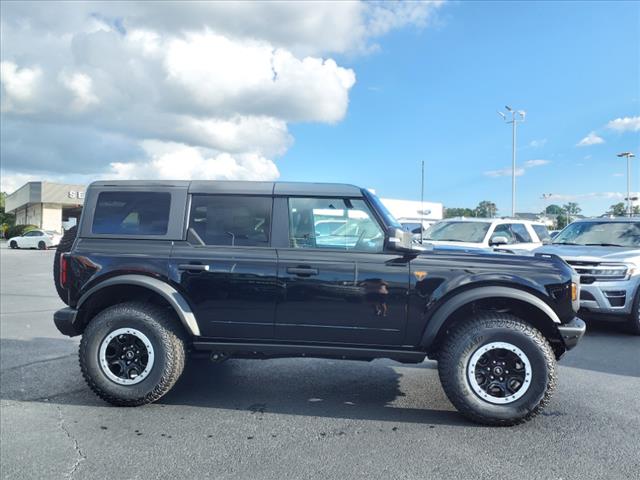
[[1, 243, 639, 479]]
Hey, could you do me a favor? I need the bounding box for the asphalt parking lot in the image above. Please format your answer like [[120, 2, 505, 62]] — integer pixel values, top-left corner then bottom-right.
[[0, 242, 639, 480]]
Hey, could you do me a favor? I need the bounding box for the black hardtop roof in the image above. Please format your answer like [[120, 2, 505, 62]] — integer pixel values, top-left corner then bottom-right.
[[88, 180, 364, 197]]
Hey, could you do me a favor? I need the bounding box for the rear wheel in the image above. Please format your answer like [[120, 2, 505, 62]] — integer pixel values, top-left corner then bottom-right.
[[79, 302, 186, 406], [9, 240, 18, 249], [53, 226, 77, 304], [38, 240, 47, 250], [438, 313, 557, 426]]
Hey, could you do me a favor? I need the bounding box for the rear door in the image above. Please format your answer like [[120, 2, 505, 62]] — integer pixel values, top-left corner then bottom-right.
[[169, 193, 279, 339], [274, 195, 410, 346]]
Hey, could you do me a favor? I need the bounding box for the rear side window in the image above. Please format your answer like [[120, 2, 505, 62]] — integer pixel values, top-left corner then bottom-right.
[[509, 223, 533, 243], [532, 224, 551, 242], [188, 195, 272, 246], [92, 192, 171, 235]]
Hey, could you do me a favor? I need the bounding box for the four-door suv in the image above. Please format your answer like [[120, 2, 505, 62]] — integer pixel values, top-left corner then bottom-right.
[[536, 217, 640, 334], [53, 180, 585, 425], [423, 217, 552, 250]]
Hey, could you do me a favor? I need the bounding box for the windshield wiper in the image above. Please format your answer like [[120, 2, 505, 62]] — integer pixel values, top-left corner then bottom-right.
[[584, 243, 626, 247], [552, 241, 580, 245], [428, 238, 464, 242]]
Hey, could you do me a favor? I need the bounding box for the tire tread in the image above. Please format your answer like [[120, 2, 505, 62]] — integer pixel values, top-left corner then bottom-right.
[[79, 301, 186, 406], [438, 312, 557, 426]]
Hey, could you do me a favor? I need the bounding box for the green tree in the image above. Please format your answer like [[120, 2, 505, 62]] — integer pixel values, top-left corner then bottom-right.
[[0, 192, 16, 238], [444, 207, 476, 218], [475, 200, 497, 218], [556, 202, 581, 229], [608, 202, 626, 216], [544, 204, 563, 215]]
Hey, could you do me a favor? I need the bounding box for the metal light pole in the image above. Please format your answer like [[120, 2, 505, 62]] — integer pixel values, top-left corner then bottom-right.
[[617, 152, 636, 217], [420, 159, 425, 243], [498, 106, 526, 217]]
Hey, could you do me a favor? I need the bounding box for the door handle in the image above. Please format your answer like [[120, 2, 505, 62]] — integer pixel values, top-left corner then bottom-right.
[[178, 264, 210, 272], [287, 267, 318, 276]]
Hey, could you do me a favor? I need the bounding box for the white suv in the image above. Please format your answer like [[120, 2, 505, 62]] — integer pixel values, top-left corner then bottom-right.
[[423, 218, 551, 251]]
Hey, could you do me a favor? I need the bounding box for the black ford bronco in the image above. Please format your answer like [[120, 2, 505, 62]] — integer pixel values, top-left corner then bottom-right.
[[53, 180, 585, 425]]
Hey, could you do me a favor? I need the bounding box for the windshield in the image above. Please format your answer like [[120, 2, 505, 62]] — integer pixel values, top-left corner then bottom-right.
[[424, 221, 491, 243], [553, 221, 640, 247], [363, 190, 402, 229]]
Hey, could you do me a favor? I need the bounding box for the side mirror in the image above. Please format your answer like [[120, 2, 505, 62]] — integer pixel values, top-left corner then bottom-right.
[[386, 227, 414, 252], [490, 235, 509, 246]]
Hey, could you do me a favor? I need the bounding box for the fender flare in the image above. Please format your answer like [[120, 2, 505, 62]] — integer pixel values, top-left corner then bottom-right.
[[78, 274, 201, 336], [420, 286, 560, 349]]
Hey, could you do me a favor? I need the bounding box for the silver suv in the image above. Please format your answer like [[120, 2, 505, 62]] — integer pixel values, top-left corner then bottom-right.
[[536, 217, 640, 334]]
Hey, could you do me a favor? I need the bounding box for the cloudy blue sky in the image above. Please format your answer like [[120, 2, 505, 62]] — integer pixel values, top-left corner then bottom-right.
[[1, 1, 639, 216]]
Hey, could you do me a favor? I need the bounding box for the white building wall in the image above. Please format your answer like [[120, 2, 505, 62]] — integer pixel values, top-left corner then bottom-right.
[[26, 204, 41, 227], [42, 204, 63, 232], [380, 198, 443, 226]]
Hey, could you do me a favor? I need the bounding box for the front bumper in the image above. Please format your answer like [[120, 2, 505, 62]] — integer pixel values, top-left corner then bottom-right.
[[54, 307, 81, 337], [579, 279, 638, 317], [557, 317, 586, 350]]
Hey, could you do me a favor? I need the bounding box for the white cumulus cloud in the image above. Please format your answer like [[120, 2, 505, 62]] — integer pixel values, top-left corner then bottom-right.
[[0, 1, 444, 190], [524, 159, 550, 168], [606, 116, 640, 132], [484, 167, 526, 178], [577, 131, 605, 147]]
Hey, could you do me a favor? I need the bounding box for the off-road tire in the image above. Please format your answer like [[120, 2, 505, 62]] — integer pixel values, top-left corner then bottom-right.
[[9, 240, 17, 249], [438, 313, 557, 426], [53, 226, 77, 304], [38, 240, 47, 250], [79, 302, 186, 406], [628, 291, 640, 335]]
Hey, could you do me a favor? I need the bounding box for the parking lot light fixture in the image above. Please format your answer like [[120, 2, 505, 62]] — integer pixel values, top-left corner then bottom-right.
[[617, 152, 636, 217], [498, 106, 526, 217]]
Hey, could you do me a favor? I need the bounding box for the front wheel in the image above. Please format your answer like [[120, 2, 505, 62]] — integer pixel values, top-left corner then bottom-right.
[[79, 302, 186, 406], [9, 240, 18, 249], [628, 292, 640, 335], [438, 313, 557, 426]]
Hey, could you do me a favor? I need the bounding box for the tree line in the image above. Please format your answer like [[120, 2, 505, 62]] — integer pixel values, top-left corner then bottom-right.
[[444, 200, 638, 229]]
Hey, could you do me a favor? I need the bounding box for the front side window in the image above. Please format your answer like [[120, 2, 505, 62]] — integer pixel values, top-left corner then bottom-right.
[[189, 195, 272, 247], [93, 192, 171, 235], [509, 223, 533, 243], [24, 231, 42, 237], [288, 197, 384, 252], [532, 224, 551, 242]]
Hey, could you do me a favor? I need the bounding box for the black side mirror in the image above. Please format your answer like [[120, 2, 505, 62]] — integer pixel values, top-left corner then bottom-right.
[[386, 227, 414, 252]]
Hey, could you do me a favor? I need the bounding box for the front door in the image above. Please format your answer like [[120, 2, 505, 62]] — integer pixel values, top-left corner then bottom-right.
[[275, 196, 410, 346], [170, 194, 279, 339]]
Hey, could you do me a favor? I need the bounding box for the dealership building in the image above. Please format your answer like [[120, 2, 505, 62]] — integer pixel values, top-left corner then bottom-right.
[[5, 182, 86, 233]]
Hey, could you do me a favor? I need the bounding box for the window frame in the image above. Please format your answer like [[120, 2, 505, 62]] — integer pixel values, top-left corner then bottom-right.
[[185, 193, 275, 249], [79, 186, 188, 240], [282, 195, 387, 253]]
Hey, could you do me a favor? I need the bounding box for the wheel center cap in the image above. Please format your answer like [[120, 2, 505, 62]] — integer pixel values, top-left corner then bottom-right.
[[493, 366, 504, 375], [125, 350, 135, 360]]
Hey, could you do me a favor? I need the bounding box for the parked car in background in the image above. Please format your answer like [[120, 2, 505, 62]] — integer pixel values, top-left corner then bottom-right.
[[536, 217, 640, 334], [549, 230, 561, 239], [8, 229, 62, 250], [422, 218, 551, 250]]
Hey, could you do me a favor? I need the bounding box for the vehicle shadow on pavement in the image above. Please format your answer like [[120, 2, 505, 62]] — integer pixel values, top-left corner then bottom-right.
[[160, 357, 472, 427], [0, 336, 470, 427]]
